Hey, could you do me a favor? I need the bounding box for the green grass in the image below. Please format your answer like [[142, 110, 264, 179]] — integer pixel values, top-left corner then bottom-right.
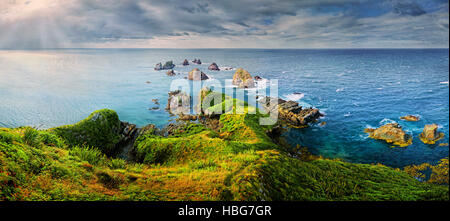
[[0, 106, 448, 201]]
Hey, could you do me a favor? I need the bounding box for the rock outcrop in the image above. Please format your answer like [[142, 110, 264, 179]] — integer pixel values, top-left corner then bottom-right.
[[163, 61, 175, 69], [154, 63, 162, 70], [232, 68, 255, 88], [259, 97, 323, 128], [155, 61, 175, 70], [364, 123, 412, 147], [400, 115, 420, 121], [208, 63, 220, 71], [166, 90, 191, 115], [419, 124, 445, 144], [182, 59, 189, 66], [192, 59, 202, 64], [254, 76, 263, 80], [166, 69, 176, 76], [188, 68, 209, 81]]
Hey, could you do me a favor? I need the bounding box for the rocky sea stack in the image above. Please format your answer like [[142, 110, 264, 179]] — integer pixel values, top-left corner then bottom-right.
[[419, 124, 445, 144], [182, 59, 189, 66], [259, 97, 323, 128], [208, 62, 220, 71], [192, 58, 202, 64], [166, 69, 176, 76], [232, 68, 255, 88], [364, 123, 412, 147], [188, 68, 209, 81], [155, 61, 175, 70]]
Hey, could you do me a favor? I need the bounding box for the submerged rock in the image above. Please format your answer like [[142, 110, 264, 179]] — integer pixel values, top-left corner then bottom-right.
[[400, 115, 420, 121], [232, 68, 255, 88], [188, 68, 209, 81], [166, 90, 191, 115], [259, 97, 323, 128], [208, 62, 220, 71], [364, 123, 412, 147], [182, 59, 189, 66], [419, 124, 444, 144], [166, 69, 176, 76]]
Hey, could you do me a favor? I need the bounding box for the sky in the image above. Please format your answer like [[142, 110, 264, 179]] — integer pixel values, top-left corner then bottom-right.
[[0, 0, 448, 49]]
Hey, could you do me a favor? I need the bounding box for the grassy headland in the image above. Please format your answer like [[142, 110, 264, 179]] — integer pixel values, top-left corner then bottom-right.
[[0, 97, 448, 201]]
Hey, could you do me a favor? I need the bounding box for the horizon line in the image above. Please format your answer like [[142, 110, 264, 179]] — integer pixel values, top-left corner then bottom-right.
[[0, 47, 449, 50]]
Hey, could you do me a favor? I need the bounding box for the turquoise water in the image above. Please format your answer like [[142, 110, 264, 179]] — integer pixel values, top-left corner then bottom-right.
[[0, 49, 448, 167]]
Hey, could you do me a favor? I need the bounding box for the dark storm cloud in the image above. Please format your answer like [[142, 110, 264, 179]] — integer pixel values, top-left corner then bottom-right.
[[0, 0, 448, 48]]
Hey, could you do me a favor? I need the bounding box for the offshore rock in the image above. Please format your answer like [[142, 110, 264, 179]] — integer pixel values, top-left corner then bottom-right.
[[182, 59, 189, 66], [188, 68, 209, 81], [166, 90, 191, 115], [154, 62, 162, 70], [259, 97, 323, 128], [192, 58, 202, 64], [166, 69, 176, 76], [163, 61, 175, 69], [400, 115, 420, 121], [364, 123, 412, 147], [208, 62, 220, 71], [419, 124, 445, 144], [232, 68, 255, 88]]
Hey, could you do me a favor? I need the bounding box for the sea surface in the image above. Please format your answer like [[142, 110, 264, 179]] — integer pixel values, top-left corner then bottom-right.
[[0, 49, 448, 167]]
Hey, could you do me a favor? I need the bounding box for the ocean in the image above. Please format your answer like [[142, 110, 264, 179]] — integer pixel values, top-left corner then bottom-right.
[[0, 48, 448, 167]]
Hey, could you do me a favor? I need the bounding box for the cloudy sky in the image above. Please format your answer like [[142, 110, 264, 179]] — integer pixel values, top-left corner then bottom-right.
[[0, 0, 448, 49]]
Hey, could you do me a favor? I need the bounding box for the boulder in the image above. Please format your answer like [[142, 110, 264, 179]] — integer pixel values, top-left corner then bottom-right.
[[166, 69, 176, 76], [232, 68, 255, 88], [188, 68, 209, 81], [154, 63, 162, 70], [163, 61, 175, 69], [182, 59, 189, 66], [419, 124, 444, 144], [208, 62, 220, 71], [254, 76, 263, 80], [364, 123, 412, 147], [192, 59, 202, 64], [258, 97, 323, 128], [400, 115, 420, 121]]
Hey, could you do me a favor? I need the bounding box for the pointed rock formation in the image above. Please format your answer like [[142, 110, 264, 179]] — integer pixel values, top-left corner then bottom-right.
[[188, 68, 209, 81], [208, 62, 220, 71], [232, 68, 255, 88]]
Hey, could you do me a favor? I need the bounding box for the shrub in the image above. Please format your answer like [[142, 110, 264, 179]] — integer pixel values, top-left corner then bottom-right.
[[38, 131, 65, 148], [108, 158, 127, 169], [0, 131, 21, 144], [23, 127, 40, 147], [70, 146, 106, 166]]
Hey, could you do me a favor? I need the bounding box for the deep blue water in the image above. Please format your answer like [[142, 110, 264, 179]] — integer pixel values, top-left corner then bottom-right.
[[0, 49, 448, 167]]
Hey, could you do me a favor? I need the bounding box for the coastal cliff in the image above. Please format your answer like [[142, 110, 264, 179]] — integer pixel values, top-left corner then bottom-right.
[[0, 103, 448, 200]]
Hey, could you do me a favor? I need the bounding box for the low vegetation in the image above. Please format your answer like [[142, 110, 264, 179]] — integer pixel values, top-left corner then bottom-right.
[[0, 105, 448, 201]]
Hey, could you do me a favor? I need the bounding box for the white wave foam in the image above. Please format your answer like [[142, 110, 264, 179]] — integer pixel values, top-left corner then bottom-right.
[[440, 81, 449, 84], [284, 93, 305, 101], [336, 88, 344, 92], [379, 118, 396, 125], [220, 67, 234, 71]]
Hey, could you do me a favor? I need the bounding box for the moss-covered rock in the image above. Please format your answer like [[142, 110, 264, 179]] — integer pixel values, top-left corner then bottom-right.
[[51, 109, 121, 154], [364, 123, 412, 147], [232, 68, 255, 88], [419, 124, 445, 144]]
